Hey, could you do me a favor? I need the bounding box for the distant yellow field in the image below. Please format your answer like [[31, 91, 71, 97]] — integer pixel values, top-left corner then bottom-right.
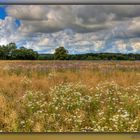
[[0, 61, 140, 132]]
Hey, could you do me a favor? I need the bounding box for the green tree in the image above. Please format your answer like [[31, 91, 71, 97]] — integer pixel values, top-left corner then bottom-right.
[[11, 47, 38, 60], [54, 46, 68, 60], [86, 56, 93, 60], [0, 43, 16, 59]]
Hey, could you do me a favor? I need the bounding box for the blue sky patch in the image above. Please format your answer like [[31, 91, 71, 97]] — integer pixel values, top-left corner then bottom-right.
[[0, 6, 7, 19]]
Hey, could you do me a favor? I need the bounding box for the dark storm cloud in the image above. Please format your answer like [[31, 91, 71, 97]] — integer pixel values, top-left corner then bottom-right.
[[5, 5, 140, 37], [3, 6, 121, 33]]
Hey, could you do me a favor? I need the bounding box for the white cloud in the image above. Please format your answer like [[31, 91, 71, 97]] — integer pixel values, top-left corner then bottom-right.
[[0, 16, 21, 45], [0, 5, 140, 53]]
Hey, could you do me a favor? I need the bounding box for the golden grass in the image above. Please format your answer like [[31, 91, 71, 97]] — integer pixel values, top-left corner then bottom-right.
[[0, 60, 139, 132]]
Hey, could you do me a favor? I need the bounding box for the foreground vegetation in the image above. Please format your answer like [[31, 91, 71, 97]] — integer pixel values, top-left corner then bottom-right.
[[0, 61, 140, 132]]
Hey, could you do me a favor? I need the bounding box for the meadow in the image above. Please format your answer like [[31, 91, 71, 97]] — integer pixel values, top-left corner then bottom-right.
[[0, 60, 140, 132]]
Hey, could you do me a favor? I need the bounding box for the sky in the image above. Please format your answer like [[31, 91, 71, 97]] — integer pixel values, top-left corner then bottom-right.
[[0, 5, 140, 54]]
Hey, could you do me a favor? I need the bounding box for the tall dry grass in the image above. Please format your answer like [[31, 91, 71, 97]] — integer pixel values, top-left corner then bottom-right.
[[0, 60, 139, 132]]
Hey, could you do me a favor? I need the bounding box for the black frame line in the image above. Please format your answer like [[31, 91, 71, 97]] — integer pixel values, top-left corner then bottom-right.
[[0, 0, 140, 5], [1, 3, 140, 5]]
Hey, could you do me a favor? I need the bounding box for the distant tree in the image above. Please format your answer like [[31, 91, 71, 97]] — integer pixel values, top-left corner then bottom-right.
[[11, 47, 38, 60], [54, 46, 68, 60], [0, 45, 5, 59], [0, 43, 16, 59], [86, 56, 93, 60]]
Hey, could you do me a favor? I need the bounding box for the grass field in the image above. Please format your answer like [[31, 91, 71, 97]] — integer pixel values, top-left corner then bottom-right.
[[0, 60, 140, 132]]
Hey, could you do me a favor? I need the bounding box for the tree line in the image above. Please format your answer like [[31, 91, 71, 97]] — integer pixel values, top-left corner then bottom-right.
[[39, 53, 140, 60], [39, 46, 140, 61], [0, 43, 140, 60], [0, 43, 38, 60]]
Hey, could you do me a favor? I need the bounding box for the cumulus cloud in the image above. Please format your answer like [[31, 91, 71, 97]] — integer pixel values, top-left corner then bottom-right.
[[0, 5, 139, 53], [6, 5, 117, 34], [0, 16, 21, 45]]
